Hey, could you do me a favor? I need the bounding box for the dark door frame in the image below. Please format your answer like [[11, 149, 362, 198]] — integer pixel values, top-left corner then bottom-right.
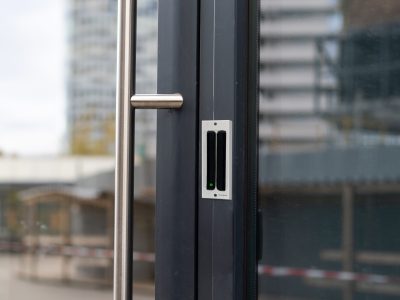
[[197, 0, 259, 299], [156, 0, 259, 299], [156, 0, 200, 298]]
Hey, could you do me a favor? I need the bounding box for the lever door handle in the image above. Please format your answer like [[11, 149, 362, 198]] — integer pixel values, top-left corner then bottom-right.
[[131, 93, 183, 109]]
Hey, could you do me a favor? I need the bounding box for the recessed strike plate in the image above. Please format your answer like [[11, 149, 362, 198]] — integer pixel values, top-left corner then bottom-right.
[[202, 120, 232, 200]]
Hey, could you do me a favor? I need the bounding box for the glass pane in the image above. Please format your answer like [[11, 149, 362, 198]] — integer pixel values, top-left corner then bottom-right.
[[258, 1, 400, 299], [0, 0, 124, 299], [133, 0, 158, 298], [0, 0, 158, 299]]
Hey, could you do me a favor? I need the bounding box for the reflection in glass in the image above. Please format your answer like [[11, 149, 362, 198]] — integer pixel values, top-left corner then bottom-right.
[[132, 0, 158, 298], [259, 0, 400, 299], [0, 0, 155, 299]]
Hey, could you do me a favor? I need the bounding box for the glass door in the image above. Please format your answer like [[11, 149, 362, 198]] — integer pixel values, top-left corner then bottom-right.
[[258, 1, 400, 300]]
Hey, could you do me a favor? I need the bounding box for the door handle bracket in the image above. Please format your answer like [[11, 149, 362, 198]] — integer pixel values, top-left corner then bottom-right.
[[131, 93, 183, 109]]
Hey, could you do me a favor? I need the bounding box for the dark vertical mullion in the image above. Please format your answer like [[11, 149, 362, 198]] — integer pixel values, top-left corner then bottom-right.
[[227, 0, 261, 299], [233, 0, 248, 296], [244, 0, 260, 297], [198, 0, 258, 299], [198, 1, 235, 300], [156, 0, 199, 298]]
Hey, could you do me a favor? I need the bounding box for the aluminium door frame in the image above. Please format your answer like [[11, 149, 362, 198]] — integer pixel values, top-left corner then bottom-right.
[[197, 0, 259, 299], [155, 0, 200, 298], [157, 0, 260, 296]]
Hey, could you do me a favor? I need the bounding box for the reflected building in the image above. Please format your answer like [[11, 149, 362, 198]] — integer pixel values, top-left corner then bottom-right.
[[67, 0, 118, 155], [0, 157, 155, 285], [17, 169, 155, 286], [259, 1, 400, 299], [259, 0, 340, 153], [0, 157, 114, 242], [67, 0, 157, 156], [334, 0, 400, 146]]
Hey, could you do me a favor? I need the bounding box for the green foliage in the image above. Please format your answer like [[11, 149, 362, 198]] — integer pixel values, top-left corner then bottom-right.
[[69, 111, 115, 155], [1, 189, 23, 238]]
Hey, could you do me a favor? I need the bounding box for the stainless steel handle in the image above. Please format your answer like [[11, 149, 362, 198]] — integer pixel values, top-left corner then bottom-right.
[[114, 0, 135, 299], [114, 1, 183, 299], [131, 93, 183, 109]]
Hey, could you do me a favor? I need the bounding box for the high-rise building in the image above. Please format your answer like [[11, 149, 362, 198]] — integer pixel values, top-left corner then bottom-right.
[[259, 0, 340, 153], [67, 0, 118, 155], [337, 0, 400, 142], [67, 0, 157, 156]]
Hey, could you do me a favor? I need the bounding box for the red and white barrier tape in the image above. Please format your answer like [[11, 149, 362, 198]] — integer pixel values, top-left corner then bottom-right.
[[1, 241, 399, 284], [258, 265, 399, 285], [0, 241, 155, 262]]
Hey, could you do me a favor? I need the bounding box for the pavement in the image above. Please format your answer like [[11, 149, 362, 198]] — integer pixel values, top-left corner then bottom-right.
[[0, 254, 154, 300]]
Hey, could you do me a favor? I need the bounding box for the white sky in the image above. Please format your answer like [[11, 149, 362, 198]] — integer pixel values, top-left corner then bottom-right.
[[0, 0, 66, 156]]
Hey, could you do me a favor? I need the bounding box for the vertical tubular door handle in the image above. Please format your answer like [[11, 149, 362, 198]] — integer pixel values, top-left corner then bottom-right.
[[114, 0, 136, 299], [114, 2, 184, 300]]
